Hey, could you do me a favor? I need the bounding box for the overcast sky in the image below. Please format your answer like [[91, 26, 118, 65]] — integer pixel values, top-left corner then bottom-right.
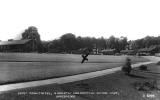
[[0, 0, 160, 41]]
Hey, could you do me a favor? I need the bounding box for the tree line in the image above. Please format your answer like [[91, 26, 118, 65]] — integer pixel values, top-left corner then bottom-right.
[[41, 34, 129, 53], [21, 26, 160, 53], [130, 36, 160, 50]]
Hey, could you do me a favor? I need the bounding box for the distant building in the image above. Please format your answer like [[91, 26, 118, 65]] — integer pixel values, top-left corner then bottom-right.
[[138, 45, 160, 55], [92, 48, 100, 55], [0, 39, 38, 52], [120, 50, 136, 55], [101, 49, 115, 55]]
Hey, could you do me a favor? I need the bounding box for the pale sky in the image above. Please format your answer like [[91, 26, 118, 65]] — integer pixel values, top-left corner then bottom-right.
[[0, 0, 160, 41]]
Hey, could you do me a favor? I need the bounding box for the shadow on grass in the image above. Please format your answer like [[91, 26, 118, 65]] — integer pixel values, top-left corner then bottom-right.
[[128, 74, 147, 79]]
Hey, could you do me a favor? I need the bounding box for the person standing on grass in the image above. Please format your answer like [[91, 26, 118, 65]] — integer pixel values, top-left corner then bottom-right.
[[81, 48, 90, 63], [122, 58, 132, 75]]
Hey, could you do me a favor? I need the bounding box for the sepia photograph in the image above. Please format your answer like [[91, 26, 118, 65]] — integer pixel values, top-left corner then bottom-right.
[[0, 0, 160, 100]]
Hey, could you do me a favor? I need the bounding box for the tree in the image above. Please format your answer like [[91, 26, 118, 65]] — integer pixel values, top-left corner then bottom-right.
[[60, 33, 77, 53], [48, 39, 64, 52], [21, 26, 42, 52], [105, 36, 128, 52], [119, 36, 128, 50], [96, 37, 106, 50], [107, 35, 116, 49]]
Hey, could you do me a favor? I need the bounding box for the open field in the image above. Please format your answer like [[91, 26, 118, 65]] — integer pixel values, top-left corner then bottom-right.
[[0, 53, 149, 85]]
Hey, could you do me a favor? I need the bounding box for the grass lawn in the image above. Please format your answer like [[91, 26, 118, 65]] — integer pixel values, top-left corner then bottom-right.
[[0, 63, 159, 100], [0, 53, 149, 85]]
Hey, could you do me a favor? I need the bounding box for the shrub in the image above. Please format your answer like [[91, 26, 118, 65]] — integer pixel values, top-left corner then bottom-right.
[[139, 65, 148, 71], [133, 80, 157, 91], [157, 61, 160, 65]]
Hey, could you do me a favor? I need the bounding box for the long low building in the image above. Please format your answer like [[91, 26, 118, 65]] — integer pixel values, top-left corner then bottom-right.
[[101, 49, 115, 55], [0, 39, 38, 52], [138, 45, 160, 55], [120, 50, 136, 55]]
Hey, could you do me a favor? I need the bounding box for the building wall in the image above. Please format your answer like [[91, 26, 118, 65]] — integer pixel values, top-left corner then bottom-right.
[[0, 40, 38, 52]]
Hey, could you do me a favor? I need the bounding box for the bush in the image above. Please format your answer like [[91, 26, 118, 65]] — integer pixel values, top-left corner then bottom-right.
[[133, 80, 157, 91], [139, 65, 148, 71], [157, 61, 160, 65]]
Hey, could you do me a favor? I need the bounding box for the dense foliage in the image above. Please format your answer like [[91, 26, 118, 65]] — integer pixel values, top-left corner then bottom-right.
[[21, 26, 44, 52], [21, 26, 160, 53], [130, 36, 160, 50], [42, 34, 128, 53]]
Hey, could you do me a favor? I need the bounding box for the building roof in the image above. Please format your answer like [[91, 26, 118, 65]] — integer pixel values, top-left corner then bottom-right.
[[138, 46, 158, 52], [0, 39, 31, 46], [120, 50, 134, 53], [101, 49, 115, 52]]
